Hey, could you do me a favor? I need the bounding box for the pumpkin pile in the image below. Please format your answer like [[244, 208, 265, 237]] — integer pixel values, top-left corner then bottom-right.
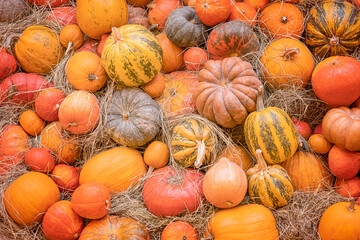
[[1, 0, 360, 239]]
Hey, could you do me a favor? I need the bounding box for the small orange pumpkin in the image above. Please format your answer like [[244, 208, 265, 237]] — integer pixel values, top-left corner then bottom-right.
[[183, 47, 209, 72], [52, 164, 80, 193], [60, 25, 84, 50], [195, 0, 232, 27], [25, 147, 55, 173], [143, 141, 169, 168], [161, 221, 198, 240], [156, 32, 184, 74], [308, 134, 332, 154], [141, 73, 166, 98], [243, 0, 269, 11], [35, 88, 66, 122], [19, 110, 46, 136], [228, 2, 257, 26]]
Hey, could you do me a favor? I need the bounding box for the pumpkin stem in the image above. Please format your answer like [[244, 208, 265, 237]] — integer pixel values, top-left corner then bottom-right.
[[280, 16, 289, 24], [281, 48, 300, 61], [73, 233, 79, 239], [105, 199, 110, 210], [255, 149, 268, 172], [67, 122, 78, 128], [195, 140, 206, 168], [256, 85, 265, 111], [109, 234, 117, 240], [112, 27, 123, 43], [88, 74, 98, 80], [4, 33, 21, 54], [149, 24, 159, 31], [330, 36, 340, 46], [347, 199, 356, 212], [64, 41, 73, 55]]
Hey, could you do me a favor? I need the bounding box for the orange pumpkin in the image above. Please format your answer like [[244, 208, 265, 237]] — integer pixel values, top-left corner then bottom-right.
[[183, 0, 196, 6], [195, 0, 232, 27], [127, 0, 152, 7], [308, 134, 332, 154], [328, 145, 360, 180], [228, 2, 257, 26], [52, 164, 80, 193], [3, 172, 60, 226], [40, 122, 81, 164], [243, 0, 269, 11], [259, 2, 304, 39], [148, 0, 182, 31], [335, 177, 360, 199], [24, 147, 55, 173], [42, 200, 83, 240], [183, 47, 209, 72], [35, 88, 66, 122], [76, 38, 98, 54], [218, 145, 254, 171], [156, 32, 184, 74], [60, 25, 84, 50], [96, 34, 110, 57], [144, 141, 169, 168], [58, 90, 100, 135], [141, 73, 166, 98], [19, 110, 46, 136], [161, 221, 198, 240], [66, 52, 107, 92]]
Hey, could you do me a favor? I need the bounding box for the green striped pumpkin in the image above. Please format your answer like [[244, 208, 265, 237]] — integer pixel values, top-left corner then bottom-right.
[[246, 149, 293, 209], [244, 86, 298, 164], [171, 118, 216, 168], [101, 25, 163, 87], [305, 0, 360, 58]]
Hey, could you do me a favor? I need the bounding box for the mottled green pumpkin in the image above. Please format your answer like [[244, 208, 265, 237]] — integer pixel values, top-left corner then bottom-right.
[[246, 149, 293, 209], [101, 25, 163, 87], [170, 118, 216, 168], [244, 86, 298, 164]]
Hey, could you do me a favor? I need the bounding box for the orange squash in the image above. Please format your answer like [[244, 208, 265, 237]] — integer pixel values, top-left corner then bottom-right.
[[143, 141, 169, 168], [308, 134, 332, 155], [141, 73, 166, 98], [60, 25, 84, 50], [218, 145, 254, 171], [156, 32, 184, 74], [35, 88, 66, 122], [161, 221, 198, 240], [19, 110, 46, 136]]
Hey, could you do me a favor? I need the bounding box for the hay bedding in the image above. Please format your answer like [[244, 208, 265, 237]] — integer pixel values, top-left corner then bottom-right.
[[0, 0, 357, 239]]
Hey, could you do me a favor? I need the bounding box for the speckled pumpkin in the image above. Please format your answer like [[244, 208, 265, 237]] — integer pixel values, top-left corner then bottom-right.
[[104, 88, 161, 148], [170, 118, 216, 168], [101, 25, 163, 87]]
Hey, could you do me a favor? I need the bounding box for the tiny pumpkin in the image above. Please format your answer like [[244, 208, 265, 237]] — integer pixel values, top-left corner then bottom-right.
[[183, 47, 209, 72], [308, 134, 332, 154], [19, 110, 46, 136], [25, 147, 55, 174], [60, 25, 84, 50], [143, 141, 169, 168]]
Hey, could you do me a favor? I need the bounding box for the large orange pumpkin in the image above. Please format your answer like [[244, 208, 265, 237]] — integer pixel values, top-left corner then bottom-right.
[[3, 172, 60, 226], [156, 32, 184, 74]]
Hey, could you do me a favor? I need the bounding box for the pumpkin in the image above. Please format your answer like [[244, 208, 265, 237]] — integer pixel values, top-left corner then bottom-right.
[[158, 71, 198, 116], [35, 88, 66, 122], [335, 177, 360, 198], [206, 20, 260, 60], [25, 148, 55, 173], [71, 182, 110, 219], [148, 0, 182, 31], [79, 215, 150, 240], [246, 149, 293, 209], [60, 25, 84, 50], [13, 26, 65, 74], [141, 73, 166, 98], [58, 90, 100, 134], [311, 56, 360, 108], [52, 164, 80, 193], [0, 0, 29, 22], [203, 157, 247, 208], [75, 39, 98, 54], [0, 73, 53, 106], [28, 0, 70, 7], [161, 221, 198, 240], [40, 122, 81, 164], [127, 5, 150, 28], [0, 125, 29, 174], [291, 118, 312, 140], [328, 145, 360, 180], [184, 47, 209, 72], [218, 145, 254, 170], [156, 32, 184, 74], [308, 134, 332, 154], [47, 6, 77, 26], [204, 204, 279, 239], [104, 88, 161, 148], [170, 118, 216, 168], [76, 0, 128, 40], [228, 2, 257, 26], [142, 166, 204, 217], [183, 0, 196, 6], [322, 107, 360, 151], [305, 0, 360, 58], [144, 141, 169, 168], [318, 200, 360, 240], [3, 172, 60, 226], [0, 48, 17, 79], [164, 7, 210, 48], [195, 0, 232, 27], [244, 86, 298, 164], [127, 0, 152, 7], [96, 34, 110, 57], [313, 123, 323, 135], [19, 110, 45, 136], [280, 150, 333, 191], [66, 52, 107, 92], [260, 38, 314, 89], [42, 200, 83, 240], [259, 2, 303, 40], [243, 0, 269, 11], [193, 57, 262, 128], [102, 25, 163, 87], [79, 147, 147, 194]]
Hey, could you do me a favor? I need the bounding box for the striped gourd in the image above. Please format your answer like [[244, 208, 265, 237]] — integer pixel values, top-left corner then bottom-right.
[[171, 118, 216, 168], [244, 86, 298, 164], [305, 0, 360, 58], [101, 25, 163, 87], [246, 149, 293, 209]]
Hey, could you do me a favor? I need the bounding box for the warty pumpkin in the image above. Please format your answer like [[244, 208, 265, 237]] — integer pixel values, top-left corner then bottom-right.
[[25, 148, 55, 174], [161, 221, 198, 240], [218, 145, 254, 171], [193, 57, 262, 128], [195, 0, 232, 27], [51, 164, 80, 193], [60, 25, 84, 50], [170, 118, 216, 168], [148, 0, 181, 31], [156, 32, 184, 74], [328, 145, 360, 180], [244, 85, 298, 164], [35, 88, 66, 122], [76, 0, 128, 40], [101, 25, 163, 87], [0, 48, 17, 79]]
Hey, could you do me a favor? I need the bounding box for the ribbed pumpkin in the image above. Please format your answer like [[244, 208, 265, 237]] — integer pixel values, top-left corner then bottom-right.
[[35, 88, 66, 122], [305, 0, 360, 58], [170, 118, 216, 168], [244, 86, 298, 164], [218, 145, 254, 171], [204, 204, 279, 239], [13, 26, 65, 74], [60, 25, 84, 50], [76, 0, 128, 40], [79, 215, 150, 240], [102, 25, 163, 87], [51, 164, 80, 193], [246, 149, 293, 209], [156, 32, 184, 74], [3, 172, 60, 226], [79, 147, 147, 194], [19, 110, 46, 136], [148, 0, 181, 31], [280, 150, 333, 191], [161, 221, 198, 240], [260, 38, 315, 89], [0, 48, 17, 79], [104, 88, 161, 148]]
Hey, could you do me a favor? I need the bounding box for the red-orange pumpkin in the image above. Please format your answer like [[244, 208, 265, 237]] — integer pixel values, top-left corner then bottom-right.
[[243, 0, 269, 11], [75, 39, 98, 54], [25, 148, 55, 174], [35, 88, 66, 122], [28, 0, 70, 8], [148, 0, 182, 31], [52, 164, 80, 193], [46, 6, 77, 26], [195, 0, 232, 27], [335, 176, 360, 198], [291, 118, 312, 140], [184, 47, 209, 72], [161, 221, 198, 240], [328, 145, 360, 180], [96, 34, 110, 57], [228, 2, 257, 26], [0, 48, 17, 79]]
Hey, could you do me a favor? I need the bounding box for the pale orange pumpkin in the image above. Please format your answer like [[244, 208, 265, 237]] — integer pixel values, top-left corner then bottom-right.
[[19, 110, 45, 136], [143, 141, 169, 168], [218, 145, 254, 171], [60, 25, 84, 50], [308, 134, 332, 155], [141, 73, 166, 98], [156, 32, 184, 74]]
